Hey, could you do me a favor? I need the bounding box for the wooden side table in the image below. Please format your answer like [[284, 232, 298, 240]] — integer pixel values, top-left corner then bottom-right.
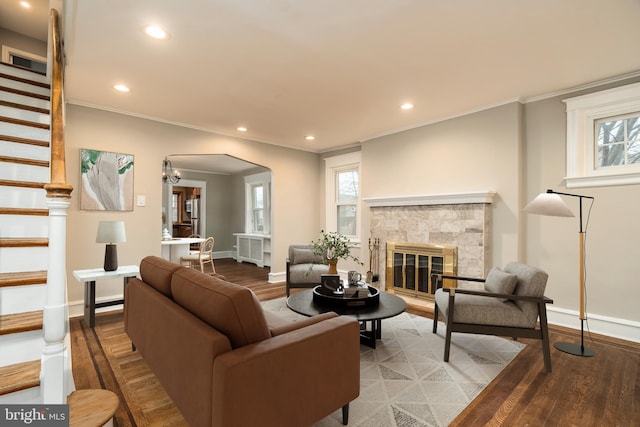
[[73, 265, 139, 328], [68, 389, 119, 426]]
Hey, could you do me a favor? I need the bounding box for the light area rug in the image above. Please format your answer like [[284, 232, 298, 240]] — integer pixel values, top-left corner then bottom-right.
[[261, 298, 525, 427]]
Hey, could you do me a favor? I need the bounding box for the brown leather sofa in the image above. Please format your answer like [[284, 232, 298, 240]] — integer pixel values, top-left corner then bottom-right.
[[125, 256, 360, 427]]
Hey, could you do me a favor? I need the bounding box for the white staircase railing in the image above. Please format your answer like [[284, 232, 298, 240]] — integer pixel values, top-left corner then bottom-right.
[[40, 8, 74, 403]]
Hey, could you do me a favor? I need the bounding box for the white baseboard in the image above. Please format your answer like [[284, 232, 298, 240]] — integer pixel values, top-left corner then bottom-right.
[[269, 271, 285, 283], [68, 296, 122, 319], [213, 251, 235, 259], [547, 306, 640, 343]]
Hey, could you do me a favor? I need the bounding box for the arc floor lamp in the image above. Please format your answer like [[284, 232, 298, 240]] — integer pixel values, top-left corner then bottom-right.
[[524, 189, 595, 357]]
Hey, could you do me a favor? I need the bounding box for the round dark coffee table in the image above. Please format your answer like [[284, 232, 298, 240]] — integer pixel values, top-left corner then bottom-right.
[[287, 289, 406, 348]]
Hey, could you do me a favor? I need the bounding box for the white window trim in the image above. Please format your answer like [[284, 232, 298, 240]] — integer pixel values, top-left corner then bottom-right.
[[1, 46, 46, 67], [244, 171, 271, 235], [564, 82, 640, 188], [325, 152, 361, 244]]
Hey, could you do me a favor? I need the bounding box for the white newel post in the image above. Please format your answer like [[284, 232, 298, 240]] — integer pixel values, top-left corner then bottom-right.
[[41, 197, 74, 403]]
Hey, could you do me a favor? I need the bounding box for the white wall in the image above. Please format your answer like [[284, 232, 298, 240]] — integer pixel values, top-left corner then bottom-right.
[[361, 102, 523, 270], [524, 77, 640, 339], [359, 92, 640, 341], [63, 79, 640, 341], [64, 104, 323, 314], [0, 28, 47, 58]]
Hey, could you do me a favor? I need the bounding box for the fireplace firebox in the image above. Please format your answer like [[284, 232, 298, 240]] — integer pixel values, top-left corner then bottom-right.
[[385, 242, 457, 300]]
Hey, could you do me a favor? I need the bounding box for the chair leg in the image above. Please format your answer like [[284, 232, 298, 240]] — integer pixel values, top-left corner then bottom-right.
[[444, 328, 452, 362], [538, 302, 552, 373], [341, 403, 349, 425], [432, 304, 439, 333], [443, 294, 455, 362]]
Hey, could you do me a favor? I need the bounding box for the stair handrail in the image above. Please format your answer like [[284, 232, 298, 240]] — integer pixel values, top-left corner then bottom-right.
[[45, 8, 72, 198], [41, 8, 74, 404]]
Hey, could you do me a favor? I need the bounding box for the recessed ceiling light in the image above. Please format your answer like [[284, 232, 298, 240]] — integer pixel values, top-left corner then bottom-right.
[[20, 1, 31, 9], [401, 103, 414, 110], [113, 84, 130, 93], [144, 25, 169, 40], [237, 127, 247, 132], [305, 135, 315, 141]]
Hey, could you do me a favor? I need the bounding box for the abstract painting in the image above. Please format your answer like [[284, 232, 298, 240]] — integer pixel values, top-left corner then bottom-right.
[[80, 149, 134, 211]]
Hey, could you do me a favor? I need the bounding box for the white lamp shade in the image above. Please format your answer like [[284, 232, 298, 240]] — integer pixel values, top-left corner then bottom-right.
[[523, 193, 575, 217], [96, 221, 127, 243]]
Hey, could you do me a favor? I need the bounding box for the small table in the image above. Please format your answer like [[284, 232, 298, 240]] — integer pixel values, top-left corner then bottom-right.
[[73, 265, 139, 328], [160, 237, 205, 262], [287, 289, 406, 348]]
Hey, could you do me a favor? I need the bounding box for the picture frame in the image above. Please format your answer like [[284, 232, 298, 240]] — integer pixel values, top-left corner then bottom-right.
[[321, 274, 342, 292], [80, 149, 134, 211]]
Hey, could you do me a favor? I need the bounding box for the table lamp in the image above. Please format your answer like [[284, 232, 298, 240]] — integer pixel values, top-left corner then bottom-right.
[[96, 221, 126, 271]]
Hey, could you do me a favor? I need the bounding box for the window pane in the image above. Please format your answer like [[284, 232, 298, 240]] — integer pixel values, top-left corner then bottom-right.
[[596, 114, 640, 168], [252, 185, 263, 209], [171, 194, 178, 222], [597, 120, 624, 146], [629, 141, 640, 164], [628, 117, 640, 141], [337, 205, 356, 236], [598, 143, 625, 167], [337, 170, 358, 203], [253, 209, 264, 232]]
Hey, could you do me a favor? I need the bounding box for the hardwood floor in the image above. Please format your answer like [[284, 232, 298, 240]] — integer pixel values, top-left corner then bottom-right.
[[70, 259, 639, 426]]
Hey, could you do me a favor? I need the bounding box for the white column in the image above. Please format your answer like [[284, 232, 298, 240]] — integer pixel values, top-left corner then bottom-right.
[[41, 197, 73, 403]]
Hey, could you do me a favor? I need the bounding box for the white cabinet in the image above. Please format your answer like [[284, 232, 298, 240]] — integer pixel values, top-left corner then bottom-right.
[[234, 233, 271, 267]]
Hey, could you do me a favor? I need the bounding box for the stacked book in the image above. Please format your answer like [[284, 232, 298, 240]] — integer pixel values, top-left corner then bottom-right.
[[344, 282, 369, 298]]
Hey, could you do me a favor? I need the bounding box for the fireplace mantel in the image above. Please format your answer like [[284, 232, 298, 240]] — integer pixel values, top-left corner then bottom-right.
[[363, 191, 496, 207]]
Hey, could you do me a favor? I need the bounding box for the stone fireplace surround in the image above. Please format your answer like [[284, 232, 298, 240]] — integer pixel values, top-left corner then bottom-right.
[[364, 191, 496, 291]]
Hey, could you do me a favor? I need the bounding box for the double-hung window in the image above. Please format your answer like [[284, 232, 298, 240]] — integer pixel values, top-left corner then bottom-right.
[[244, 172, 271, 234], [325, 152, 361, 242], [564, 82, 640, 188], [251, 183, 264, 233]]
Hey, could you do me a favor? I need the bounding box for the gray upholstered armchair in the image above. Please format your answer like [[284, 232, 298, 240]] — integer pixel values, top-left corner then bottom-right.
[[286, 244, 329, 297], [432, 262, 554, 372]]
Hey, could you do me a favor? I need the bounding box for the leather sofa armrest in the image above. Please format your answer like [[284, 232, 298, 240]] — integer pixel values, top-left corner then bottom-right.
[[212, 315, 360, 427], [270, 312, 337, 336]]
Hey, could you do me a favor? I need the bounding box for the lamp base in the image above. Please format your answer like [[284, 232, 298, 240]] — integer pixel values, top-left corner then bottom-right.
[[554, 341, 595, 357], [104, 244, 118, 271]]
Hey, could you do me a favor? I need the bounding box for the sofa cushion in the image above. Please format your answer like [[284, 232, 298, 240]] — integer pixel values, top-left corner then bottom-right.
[[288, 264, 329, 284], [291, 248, 324, 265], [171, 268, 270, 348], [139, 256, 184, 298], [435, 289, 535, 328], [484, 267, 518, 301]]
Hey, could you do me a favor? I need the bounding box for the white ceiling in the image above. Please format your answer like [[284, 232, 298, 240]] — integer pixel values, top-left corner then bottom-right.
[[3, 0, 640, 154]]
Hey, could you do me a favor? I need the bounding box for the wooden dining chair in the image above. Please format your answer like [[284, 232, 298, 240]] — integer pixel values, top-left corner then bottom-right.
[[186, 233, 201, 254], [180, 237, 215, 273]]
